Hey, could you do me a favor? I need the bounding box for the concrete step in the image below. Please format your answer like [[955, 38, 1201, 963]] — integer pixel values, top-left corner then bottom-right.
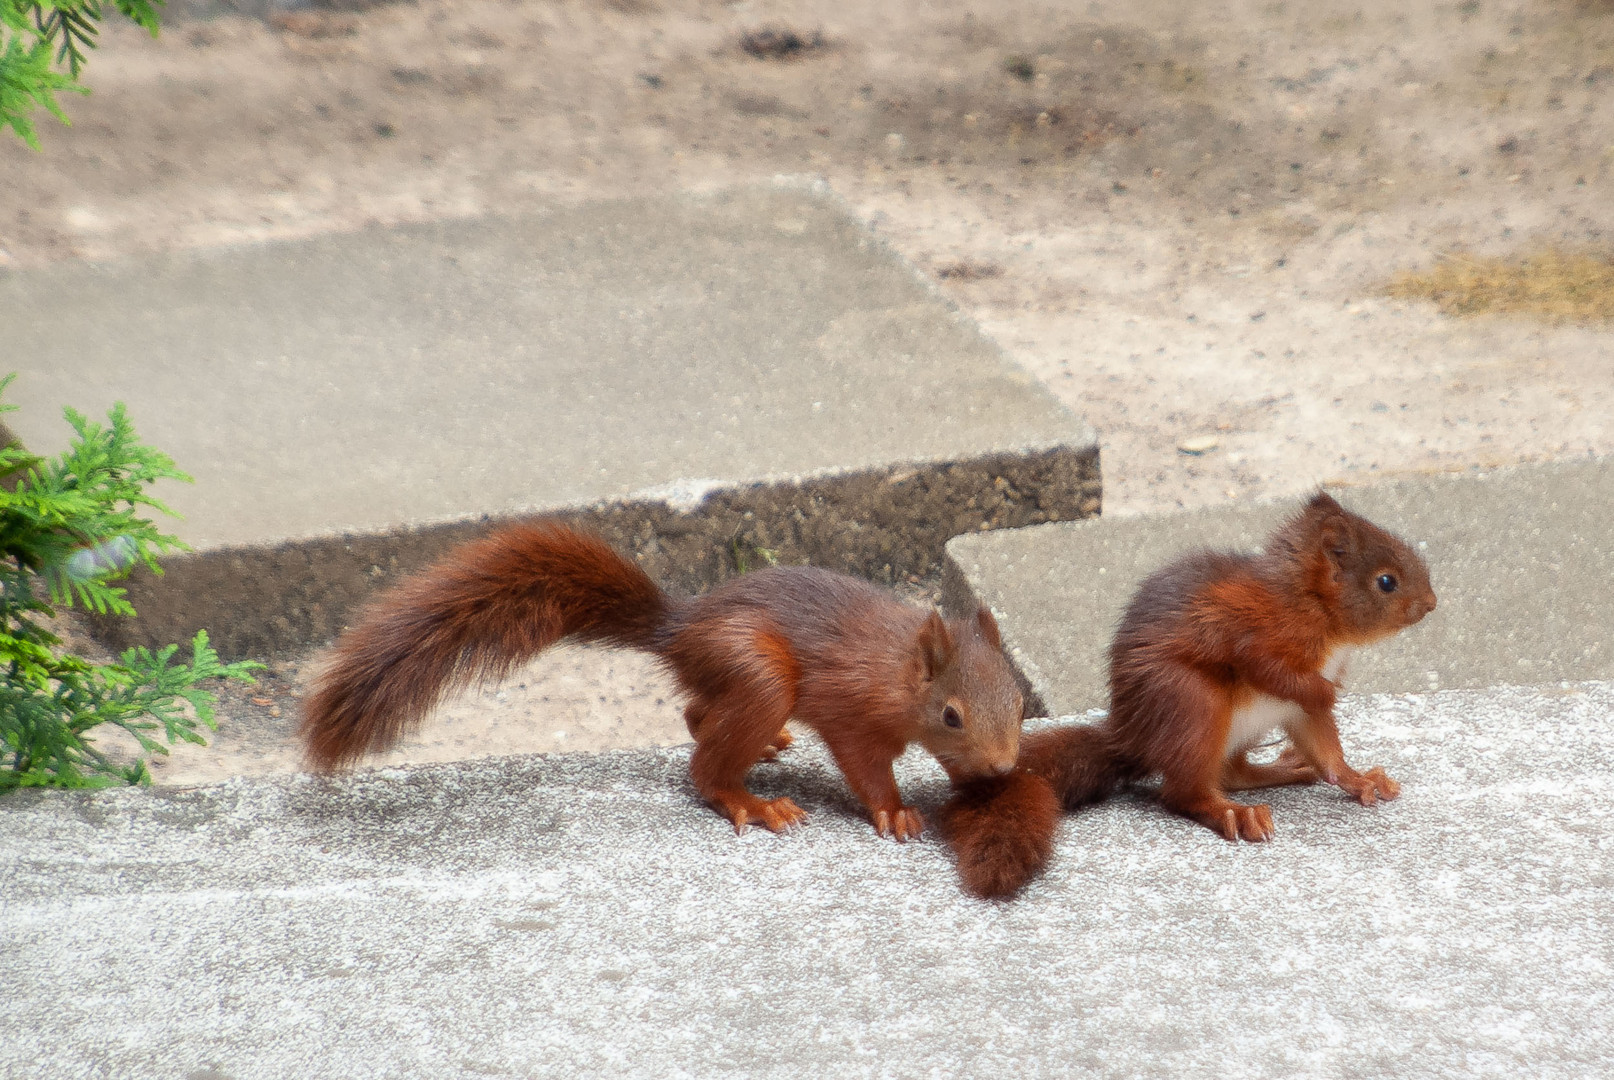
[[5, 681, 1611, 1078], [3, 181, 1096, 660], [946, 458, 1613, 715]]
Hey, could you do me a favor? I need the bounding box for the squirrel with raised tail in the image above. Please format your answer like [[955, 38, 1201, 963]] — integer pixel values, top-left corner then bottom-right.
[[940, 491, 1438, 898], [301, 521, 1024, 839]]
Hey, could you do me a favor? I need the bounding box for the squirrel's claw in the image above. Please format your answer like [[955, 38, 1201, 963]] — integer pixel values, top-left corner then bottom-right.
[[873, 806, 924, 842], [1211, 802, 1274, 842], [1364, 767, 1400, 801], [1337, 766, 1400, 806], [754, 796, 807, 834]]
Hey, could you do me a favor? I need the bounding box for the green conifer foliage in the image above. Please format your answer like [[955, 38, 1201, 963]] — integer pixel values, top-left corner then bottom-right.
[[0, 374, 260, 789], [2, 0, 162, 148]]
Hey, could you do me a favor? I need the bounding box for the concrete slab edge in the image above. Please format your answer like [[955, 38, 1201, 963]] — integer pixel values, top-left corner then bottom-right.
[[98, 444, 1100, 660]]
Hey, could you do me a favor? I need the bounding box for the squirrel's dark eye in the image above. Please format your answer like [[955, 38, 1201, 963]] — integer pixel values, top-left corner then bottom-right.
[[942, 705, 963, 729], [1377, 574, 1398, 593]]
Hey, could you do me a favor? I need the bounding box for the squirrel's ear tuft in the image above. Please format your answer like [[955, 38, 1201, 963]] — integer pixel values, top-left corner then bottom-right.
[[1306, 490, 1345, 517], [917, 610, 956, 681], [975, 606, 1002, 649]]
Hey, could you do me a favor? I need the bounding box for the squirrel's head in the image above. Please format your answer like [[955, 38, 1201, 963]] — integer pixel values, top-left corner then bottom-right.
[[1275, 491, 1439, 642], [911, 606, 1024, 781]]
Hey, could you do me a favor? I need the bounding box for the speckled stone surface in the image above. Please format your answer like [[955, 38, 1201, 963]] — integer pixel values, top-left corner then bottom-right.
[[5, 682, 1611, 1079]]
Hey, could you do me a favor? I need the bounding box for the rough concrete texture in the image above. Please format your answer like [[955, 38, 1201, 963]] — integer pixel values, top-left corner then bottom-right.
[[96, 443, 1096, 661], [4, 682, 1611, 1080], [1, 181, 1096, 658], [946, 458, 1613, 716]]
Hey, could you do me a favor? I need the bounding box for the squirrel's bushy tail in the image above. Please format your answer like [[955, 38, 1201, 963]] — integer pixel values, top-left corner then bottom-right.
[[940, 722, 1132, 898], [302, 522, 669, 770], [939, 770, 1061, 900], [1018, 722, 1133, 810]]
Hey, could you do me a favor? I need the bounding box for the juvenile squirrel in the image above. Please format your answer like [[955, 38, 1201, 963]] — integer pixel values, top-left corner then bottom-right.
[[940, 491, 1437, 898], [301, 521, 1024, 839]]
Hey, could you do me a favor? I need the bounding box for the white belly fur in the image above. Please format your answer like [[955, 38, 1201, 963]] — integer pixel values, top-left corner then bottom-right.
[[1224, 646, 1356, 758]]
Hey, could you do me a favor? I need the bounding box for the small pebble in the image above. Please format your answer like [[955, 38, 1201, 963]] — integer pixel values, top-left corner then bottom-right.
[[1178, 435, 1220, 455]]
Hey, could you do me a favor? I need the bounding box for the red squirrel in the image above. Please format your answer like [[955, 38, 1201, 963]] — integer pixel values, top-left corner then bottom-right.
[[940, 491, 1437, 898], [301, 521, 1024, 839]]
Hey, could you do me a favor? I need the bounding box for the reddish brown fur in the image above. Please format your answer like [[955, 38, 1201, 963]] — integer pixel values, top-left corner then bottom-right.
[[301, 521, 1025, 840], [942, 491, 1438, 896], [302, 522, 667, 772], [938, 769, 1060, 899]]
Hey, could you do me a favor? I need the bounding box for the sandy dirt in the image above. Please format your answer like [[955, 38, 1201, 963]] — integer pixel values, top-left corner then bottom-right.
[[8, 0, 1612, 782]]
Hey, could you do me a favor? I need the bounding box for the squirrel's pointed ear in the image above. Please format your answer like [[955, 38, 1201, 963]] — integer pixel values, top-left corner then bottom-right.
[[975, 606, 1002, 649], [1316, 517, 1353, 585], [917, 611, 956, 681], [1307, 490, 1345, 517], [1317, 515, 1351, 554]]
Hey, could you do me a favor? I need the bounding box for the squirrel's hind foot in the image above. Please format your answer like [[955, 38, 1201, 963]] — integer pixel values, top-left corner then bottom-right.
[[711, 791, 807, 835], [1221, 747, 1318, 791], [755, 728, 795, 762], [1216, 801, 1274, 842], [1273, 746, 1320, 783]]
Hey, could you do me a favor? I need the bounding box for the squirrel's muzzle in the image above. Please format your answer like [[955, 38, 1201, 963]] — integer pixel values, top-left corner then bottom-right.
[[1407, 589, 1438, 624]]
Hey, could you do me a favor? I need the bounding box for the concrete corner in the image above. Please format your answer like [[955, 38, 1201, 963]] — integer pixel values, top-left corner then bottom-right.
[[947, 458, 1613, 715]]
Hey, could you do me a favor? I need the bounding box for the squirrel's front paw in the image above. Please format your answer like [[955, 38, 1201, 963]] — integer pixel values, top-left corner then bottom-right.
[[1214, 802, 1274, 843], [1338, 767, 1400, 806], [872, 806, 924, 842]]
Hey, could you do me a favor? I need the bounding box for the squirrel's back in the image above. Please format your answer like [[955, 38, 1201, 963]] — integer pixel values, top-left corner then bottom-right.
[[1111, 551, 1256, 649]]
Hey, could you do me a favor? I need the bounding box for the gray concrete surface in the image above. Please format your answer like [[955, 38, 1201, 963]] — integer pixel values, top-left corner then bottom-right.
[[945, 458, 1613, 716], [4, 682, 1611, 1079], [1, 181, 1096, 657]]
